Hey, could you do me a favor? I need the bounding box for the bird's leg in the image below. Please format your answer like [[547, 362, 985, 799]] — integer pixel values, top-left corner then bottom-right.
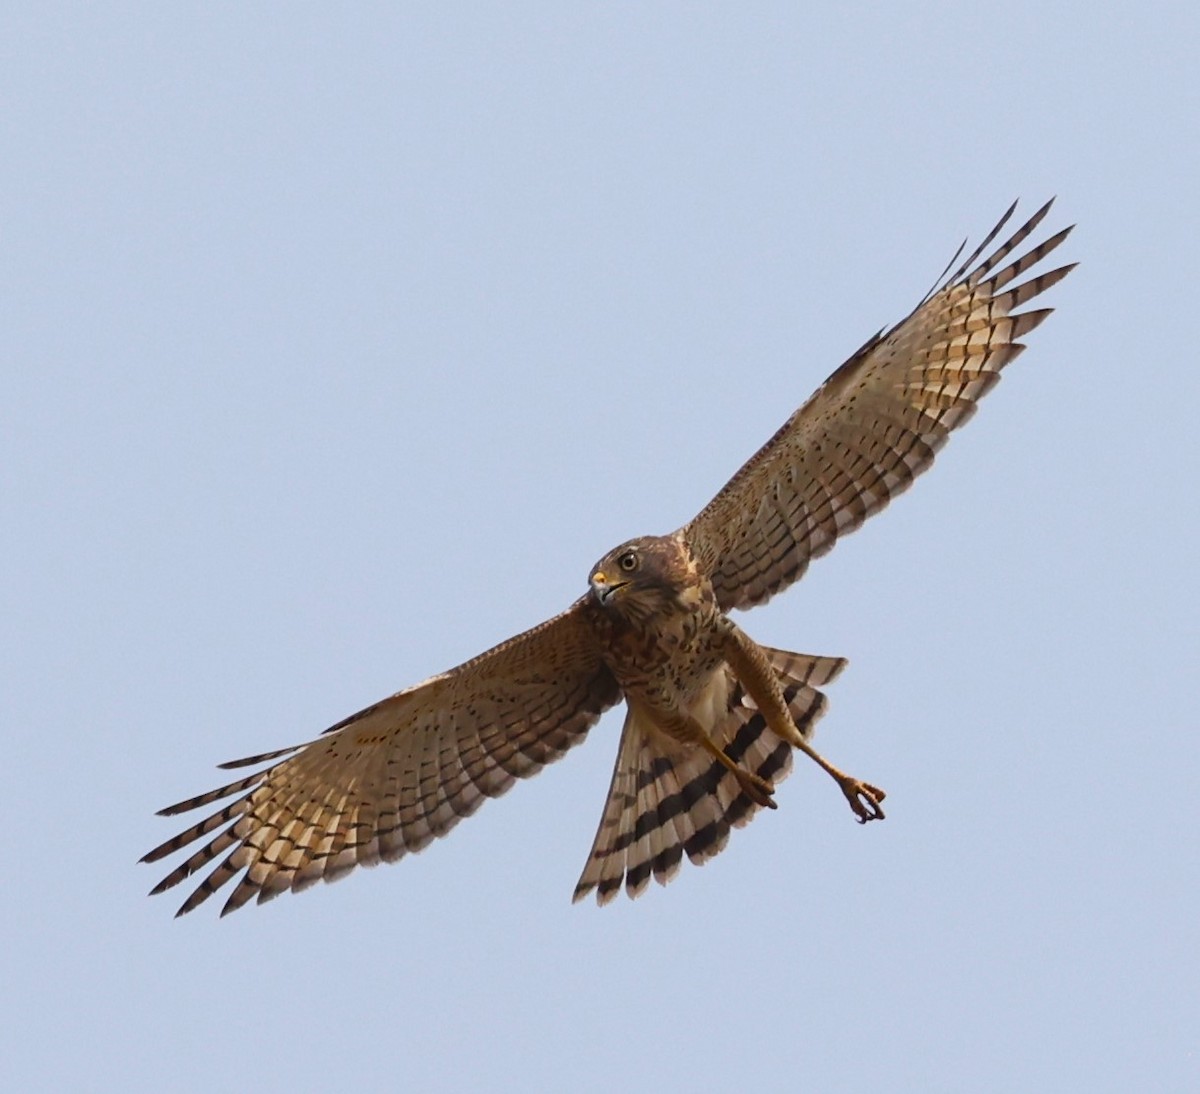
[[636, 701, 778, 809], [716, 618, 886, 823]]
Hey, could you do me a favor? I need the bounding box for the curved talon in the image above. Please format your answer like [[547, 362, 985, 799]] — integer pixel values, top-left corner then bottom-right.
[[842, 779, 886, 823]]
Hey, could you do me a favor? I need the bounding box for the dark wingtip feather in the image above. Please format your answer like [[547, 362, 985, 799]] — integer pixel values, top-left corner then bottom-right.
[[155, 774, 254, 817], [216, 743, 302, 770], [947, 198, 1020, 284]]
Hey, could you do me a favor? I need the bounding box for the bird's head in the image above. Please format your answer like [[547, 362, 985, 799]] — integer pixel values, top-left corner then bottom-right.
[[588, 534, 704, 622]]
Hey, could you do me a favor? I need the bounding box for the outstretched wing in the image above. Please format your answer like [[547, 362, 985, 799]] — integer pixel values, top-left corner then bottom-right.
[[143, 600, 620, 917], [683, 199, 1076, 611]]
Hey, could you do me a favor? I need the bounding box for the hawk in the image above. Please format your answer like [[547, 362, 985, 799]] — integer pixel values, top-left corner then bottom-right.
[[144, 200, 1074, 915]]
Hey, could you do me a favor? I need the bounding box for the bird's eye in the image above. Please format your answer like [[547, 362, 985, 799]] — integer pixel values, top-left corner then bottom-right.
[[618, 551, 638, 573]]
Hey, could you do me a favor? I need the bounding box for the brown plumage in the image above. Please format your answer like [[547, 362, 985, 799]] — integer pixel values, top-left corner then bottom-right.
[[143, 199, 1074, 915]]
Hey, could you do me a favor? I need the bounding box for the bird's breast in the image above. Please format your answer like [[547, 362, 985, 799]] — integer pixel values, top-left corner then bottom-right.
[[595, 594, 725, 710]]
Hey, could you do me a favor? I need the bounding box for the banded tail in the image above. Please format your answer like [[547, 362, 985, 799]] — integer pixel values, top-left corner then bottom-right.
[[572, 647, 846, 904]]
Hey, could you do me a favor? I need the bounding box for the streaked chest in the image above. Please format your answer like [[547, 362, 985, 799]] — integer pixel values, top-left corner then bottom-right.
[[592, 585, 724, 705]]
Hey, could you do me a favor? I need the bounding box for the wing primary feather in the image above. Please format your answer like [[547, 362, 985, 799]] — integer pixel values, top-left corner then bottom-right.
[[154, 771, 264, 817], [968, 198, 1055, 285], [941, 198, 1020, 292], [915, 235, 969, 309], [216, 744, 304, 770]]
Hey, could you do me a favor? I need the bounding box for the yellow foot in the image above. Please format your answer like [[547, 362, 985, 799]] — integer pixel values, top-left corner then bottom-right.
[[840, 778, 886, 823]]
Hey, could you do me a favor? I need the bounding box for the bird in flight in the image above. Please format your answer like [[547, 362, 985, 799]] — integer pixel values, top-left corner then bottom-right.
[[144, 200, 1074, 916]]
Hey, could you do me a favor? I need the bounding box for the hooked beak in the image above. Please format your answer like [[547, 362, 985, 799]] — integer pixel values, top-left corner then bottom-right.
[[590, 570, 628, 605]]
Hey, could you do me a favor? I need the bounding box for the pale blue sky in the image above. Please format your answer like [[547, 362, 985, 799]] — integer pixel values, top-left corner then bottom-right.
[[3, 4, 1197, 1092]]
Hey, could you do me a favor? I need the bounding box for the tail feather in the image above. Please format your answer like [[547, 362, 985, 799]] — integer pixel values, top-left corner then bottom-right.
[[572, 647, 846, 905]]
